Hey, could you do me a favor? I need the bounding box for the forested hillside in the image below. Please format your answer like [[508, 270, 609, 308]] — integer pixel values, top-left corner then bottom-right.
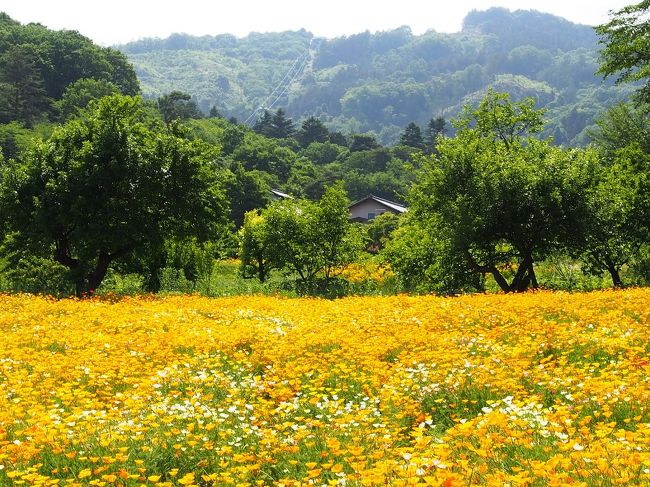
[[0, 12, 139, 124], [119, 8, 633, 145]]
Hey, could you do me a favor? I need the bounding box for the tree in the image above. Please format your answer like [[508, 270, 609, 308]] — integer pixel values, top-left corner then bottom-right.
[[220, 123, 247, 155], [296, 116, 329, 147], [270, 108, 295, 139], [398, 122, 424, 149], [596, 0, 650, 103], [365, 212, 400, 253], [253, 109, 273, 137], [55, 78, 120, 120], [0, 95, 229, 295], [0, 121, 43, 161], [310, 184, 364, 282], [240, 184, 364, 290], [382, 215, 483, 294], [581, 149, 646, 287], [583, 102, 650, 286], [230, 133, 297, 181], [300, 141, 347, 165], [224, 163, 271, 228], [328, 131, 348, 146], [238, 210, 277, 282], [589, 101, 650, 156], [157, 91, 203, 124], [41, 30, 137, 99], [411, 91, 590, 292], [424, 116, 446, 154], [349, 133, 379, 152], [100, 47, 141, 96], [0, 45, 52, 125]]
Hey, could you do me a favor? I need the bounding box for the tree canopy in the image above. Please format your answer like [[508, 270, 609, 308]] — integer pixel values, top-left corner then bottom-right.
[[0, 95, 228, 295], [596, 0, 650, 102], [410, 91, 592, 292]]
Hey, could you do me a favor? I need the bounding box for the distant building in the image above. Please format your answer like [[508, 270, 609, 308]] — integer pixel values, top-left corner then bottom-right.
[[348, 195, 407, 223], [270, 188, 293, 200]]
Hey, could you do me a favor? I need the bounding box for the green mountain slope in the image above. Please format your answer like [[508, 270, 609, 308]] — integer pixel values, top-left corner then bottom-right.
[[119, 8, 633, 145], [0, 12, 139, 127]]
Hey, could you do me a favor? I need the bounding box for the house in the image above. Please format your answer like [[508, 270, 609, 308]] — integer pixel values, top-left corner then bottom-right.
[[348, 195, 407, 223]]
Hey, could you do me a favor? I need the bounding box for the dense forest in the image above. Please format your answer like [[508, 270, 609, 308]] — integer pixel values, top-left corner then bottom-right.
[[0, 5, 648, 297], [120, 8, 634, 145]]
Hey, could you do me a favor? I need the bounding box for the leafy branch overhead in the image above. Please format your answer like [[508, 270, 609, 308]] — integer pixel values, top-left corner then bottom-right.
[[596, 0, 650, 102]]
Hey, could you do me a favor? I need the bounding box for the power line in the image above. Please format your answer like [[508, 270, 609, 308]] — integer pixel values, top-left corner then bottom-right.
[[243, 51, 309, 126], [244, 39, 322, 126]]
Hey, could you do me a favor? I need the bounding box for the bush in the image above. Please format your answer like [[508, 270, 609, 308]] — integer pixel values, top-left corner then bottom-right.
[[0, 256, 73, 296]]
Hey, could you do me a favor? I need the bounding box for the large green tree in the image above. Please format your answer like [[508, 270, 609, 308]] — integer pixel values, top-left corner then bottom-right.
[[0, 94, 228, 295], [270, 108, 296, 139], [55, 78, 120, 120], [296, 116, 330, 148], [411, 91, 590, 292], [584, 102, 650, 286], [581, 149, 647, 287]]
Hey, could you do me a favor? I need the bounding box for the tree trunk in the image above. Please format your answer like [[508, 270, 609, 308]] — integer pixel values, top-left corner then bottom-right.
[[510, 253, 534, 293], [605, 257, 624, 288], [87, 251, 112, 293], [257, 256, 267, 282], [528, 261, 539, 289], [464, 249, 539, 293], [490, 268, 511, 293], [53, 236, 85, 297], [463, 249, 510, 292]]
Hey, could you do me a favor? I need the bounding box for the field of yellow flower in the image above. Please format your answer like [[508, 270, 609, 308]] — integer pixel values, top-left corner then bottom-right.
[[0, 289, 649, 486]]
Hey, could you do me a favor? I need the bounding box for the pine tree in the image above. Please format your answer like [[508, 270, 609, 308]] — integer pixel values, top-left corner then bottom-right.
[[399, 122, 424, 149], [253, 109, 273, 136], [0, 45, 51, 125], [270, 108, 295, 139], [297, 116, 329, 147], [425, 116, 446, 154]]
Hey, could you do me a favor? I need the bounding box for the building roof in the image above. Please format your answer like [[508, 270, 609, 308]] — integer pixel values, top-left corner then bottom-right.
[[270, 188, 293, 199], [348, 194, 407, 213]]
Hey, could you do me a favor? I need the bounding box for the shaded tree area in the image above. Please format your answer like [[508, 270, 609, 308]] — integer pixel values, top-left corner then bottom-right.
[[1, 86, 648, 296]]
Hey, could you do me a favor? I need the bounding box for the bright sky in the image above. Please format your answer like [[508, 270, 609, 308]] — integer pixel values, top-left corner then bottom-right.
[[0, 0, 633, 46]]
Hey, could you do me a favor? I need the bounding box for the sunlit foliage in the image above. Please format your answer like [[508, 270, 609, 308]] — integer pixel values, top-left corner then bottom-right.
[[0, 289, 648, 485]]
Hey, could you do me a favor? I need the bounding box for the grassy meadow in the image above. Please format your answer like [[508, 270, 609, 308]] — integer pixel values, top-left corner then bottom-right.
[[0, 289, 649, 486]]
